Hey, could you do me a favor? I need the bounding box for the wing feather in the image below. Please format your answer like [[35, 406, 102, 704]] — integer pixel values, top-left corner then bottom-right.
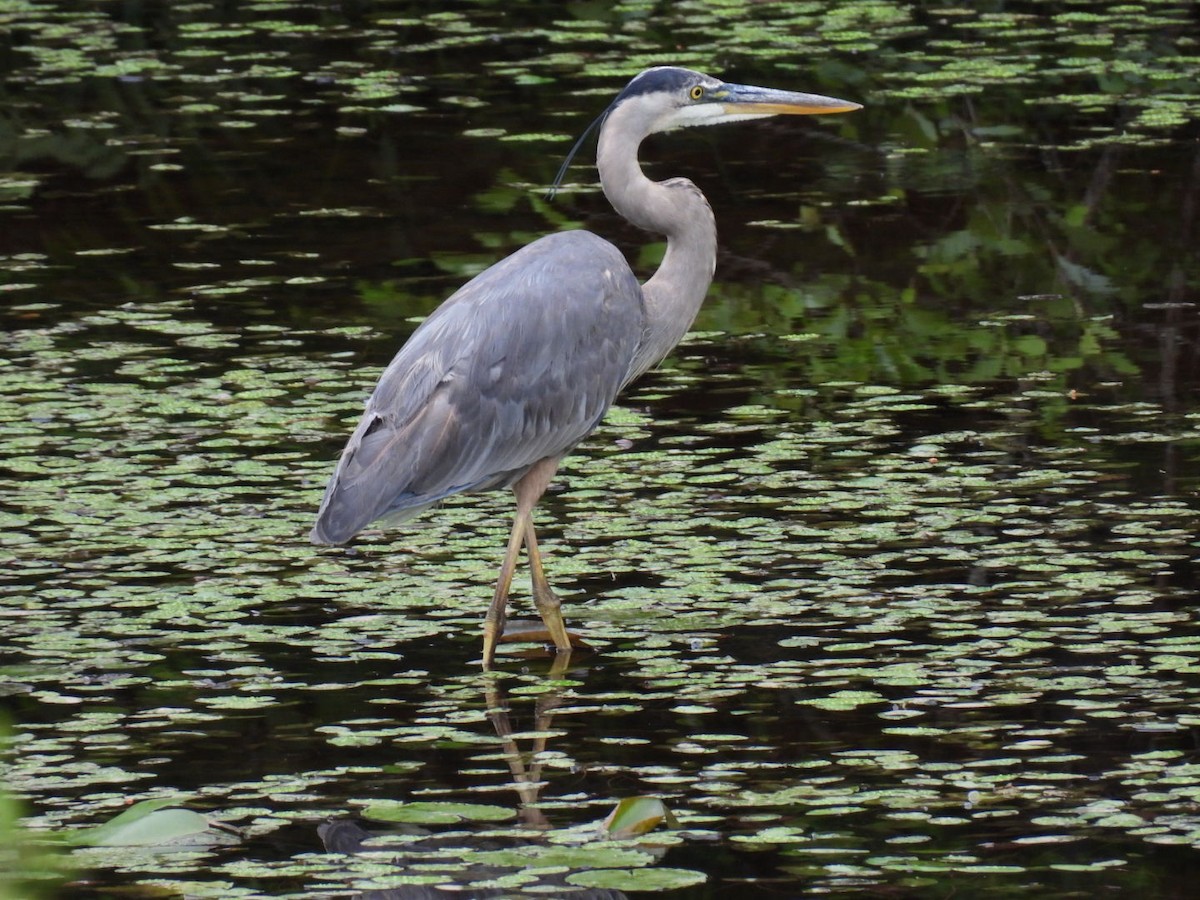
[[311, 230, 644, 545]]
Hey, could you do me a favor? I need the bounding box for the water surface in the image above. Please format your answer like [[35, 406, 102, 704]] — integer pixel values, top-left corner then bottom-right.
[[2, 2, 1200, 897]]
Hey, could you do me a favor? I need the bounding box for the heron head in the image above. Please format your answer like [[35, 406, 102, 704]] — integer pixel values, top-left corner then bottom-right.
[[613, 66, 861, 134], [550, 66, 860, 196]]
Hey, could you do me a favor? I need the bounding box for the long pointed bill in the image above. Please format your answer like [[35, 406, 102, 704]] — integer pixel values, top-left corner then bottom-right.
[[719, 83, 862, 118]]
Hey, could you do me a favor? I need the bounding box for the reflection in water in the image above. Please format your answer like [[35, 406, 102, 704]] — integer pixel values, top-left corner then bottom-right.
[[317, 820, 627, 900], [485, 648, 575, 829], [312, 658, 674, 897]]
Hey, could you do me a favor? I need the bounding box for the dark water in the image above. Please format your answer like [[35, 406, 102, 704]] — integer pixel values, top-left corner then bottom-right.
[[3, 3, 1200, 898]]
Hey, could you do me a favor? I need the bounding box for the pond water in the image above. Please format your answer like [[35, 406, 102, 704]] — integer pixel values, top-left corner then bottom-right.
[[3, 2, 1200, 897]]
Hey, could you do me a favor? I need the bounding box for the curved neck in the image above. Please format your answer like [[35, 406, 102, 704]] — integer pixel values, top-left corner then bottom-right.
[[597, 117, 717, 382]]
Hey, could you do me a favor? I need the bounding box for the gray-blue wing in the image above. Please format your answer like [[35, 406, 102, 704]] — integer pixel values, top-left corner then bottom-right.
[[311, 230, 644, 545]]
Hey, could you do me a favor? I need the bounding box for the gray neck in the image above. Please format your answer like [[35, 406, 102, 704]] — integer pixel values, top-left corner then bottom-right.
[[596, 114, 717, 383]]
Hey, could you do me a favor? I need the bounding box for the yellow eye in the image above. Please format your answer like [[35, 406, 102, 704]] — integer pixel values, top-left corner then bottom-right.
[[689, 85, 704, 100]]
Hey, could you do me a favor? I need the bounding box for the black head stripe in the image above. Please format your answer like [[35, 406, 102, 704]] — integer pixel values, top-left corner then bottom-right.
[[613, 67, 702, 104]]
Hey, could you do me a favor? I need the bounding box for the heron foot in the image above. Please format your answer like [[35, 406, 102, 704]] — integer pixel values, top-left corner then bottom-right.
[[532, 583, 573, 654], [482, 584, 512, 670], [497, 618, 591, 649], [482, 610, 506, 670]]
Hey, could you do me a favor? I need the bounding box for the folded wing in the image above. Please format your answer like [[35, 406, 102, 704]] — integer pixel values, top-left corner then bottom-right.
[[311, 230, 645, 545]]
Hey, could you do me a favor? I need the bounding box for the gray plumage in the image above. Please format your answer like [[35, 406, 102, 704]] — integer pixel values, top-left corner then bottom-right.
[[311, 232, 641, 544], [309, 66, 860, 664]]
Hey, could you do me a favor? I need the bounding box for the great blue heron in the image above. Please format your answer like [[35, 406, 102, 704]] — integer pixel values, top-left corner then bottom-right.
[[311, 66, 860, 666]]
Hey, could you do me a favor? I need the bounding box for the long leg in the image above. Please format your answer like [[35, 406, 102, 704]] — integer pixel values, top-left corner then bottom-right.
[[482, 508, 531, 668], [523, 517, 572, 653], [482, 456, 563, 668]]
